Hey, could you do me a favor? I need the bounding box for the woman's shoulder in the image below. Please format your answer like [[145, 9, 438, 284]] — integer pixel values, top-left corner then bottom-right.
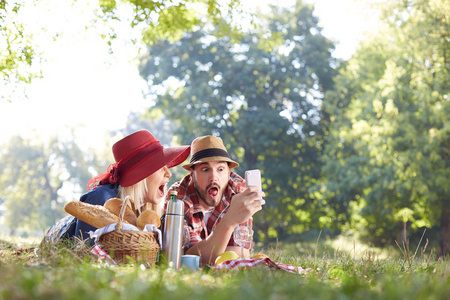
[[79, 183, 118, 205]]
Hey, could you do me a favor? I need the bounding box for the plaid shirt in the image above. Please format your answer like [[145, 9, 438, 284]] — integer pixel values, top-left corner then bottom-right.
[[165, 171, 252, 251]]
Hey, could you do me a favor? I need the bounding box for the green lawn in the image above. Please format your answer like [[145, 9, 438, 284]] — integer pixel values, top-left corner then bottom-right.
[[0, 235, 449, 300]]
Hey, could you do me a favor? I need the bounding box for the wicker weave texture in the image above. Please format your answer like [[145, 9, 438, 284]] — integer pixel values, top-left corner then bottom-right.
[[98, 196, 160, 264]]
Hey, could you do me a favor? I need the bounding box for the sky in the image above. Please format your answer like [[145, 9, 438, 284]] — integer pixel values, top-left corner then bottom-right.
[[0, 0, 378, 150]]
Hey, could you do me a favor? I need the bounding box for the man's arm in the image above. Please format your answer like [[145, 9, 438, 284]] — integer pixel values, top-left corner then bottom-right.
[[226, 245, 249, 258], [185, 215, 237, 265], [186, 186, 264, 265]]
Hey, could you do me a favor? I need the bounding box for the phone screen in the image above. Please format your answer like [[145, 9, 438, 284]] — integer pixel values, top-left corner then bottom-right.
[[245, 169, 262, 200]]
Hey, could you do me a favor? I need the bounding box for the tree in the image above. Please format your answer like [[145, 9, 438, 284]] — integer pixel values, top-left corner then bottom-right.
[[0, 0, 41, 102], [98, 0, 258, 45], [0, 134, 105, 235], [2, 0, 261, 102], [138, 0, 337, 242], [321, 0, 450, 255]]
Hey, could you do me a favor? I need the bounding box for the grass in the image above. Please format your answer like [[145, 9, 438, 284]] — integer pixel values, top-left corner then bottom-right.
[[0, 234, 449, 300]]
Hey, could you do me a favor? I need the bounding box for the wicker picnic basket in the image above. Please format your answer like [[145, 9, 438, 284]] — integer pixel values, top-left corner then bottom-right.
[[98, 196, 160, 264]]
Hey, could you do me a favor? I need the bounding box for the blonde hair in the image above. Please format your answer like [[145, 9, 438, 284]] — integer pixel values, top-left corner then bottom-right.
[[118, 179, 163, 217]]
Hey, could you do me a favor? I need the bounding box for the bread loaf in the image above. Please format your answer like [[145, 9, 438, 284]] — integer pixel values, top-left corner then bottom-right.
[[104, 198, 137, 226], [64, 201, 125, 229], [136, 203, 161, 229]]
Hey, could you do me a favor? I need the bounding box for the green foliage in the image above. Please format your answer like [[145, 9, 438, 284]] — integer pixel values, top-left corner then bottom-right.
[[98, 0, 259, 45], [0, 0, 41, 102], [0, 134, 105, 234], [321, 0, 450, 249], [2, 0, 262, 103], [138, 0, 337, 242], [1, 237, 449, 300]]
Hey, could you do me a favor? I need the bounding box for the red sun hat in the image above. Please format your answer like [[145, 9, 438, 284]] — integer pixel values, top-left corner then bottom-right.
[[87, 130, 190, 189]]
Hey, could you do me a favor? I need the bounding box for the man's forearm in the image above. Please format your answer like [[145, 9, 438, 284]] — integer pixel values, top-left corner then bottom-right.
[[186, 219, 235, 265], [226, 245, 249, 258]]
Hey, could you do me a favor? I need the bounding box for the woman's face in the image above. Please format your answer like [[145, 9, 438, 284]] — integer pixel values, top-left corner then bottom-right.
[[144, 166, 172, 205]]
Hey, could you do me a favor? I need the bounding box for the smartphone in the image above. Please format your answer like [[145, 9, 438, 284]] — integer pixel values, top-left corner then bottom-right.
[[245, 169, 262, 200]]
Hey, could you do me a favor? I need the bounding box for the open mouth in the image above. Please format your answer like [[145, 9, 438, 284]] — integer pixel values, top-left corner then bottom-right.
[[158, 184, 166, 197], [207, 186, 219, 198]]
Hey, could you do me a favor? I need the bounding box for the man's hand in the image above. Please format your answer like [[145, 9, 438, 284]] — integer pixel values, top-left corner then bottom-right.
[[224, 186, 265, 228], [186, 186, 265, 265]]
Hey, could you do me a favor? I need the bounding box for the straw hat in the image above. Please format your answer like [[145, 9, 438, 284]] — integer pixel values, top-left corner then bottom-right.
[[182, 135, 239, 170], [87, 130, 190, 189]]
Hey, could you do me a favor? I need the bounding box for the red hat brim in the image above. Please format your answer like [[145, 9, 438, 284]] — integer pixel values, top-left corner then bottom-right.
[[119, 145, 190, 187]]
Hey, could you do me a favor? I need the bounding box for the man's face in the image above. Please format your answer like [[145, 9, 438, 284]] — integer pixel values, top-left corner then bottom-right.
[[192, 161, 230, 209]]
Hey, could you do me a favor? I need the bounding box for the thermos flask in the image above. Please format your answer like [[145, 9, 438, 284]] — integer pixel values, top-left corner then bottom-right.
[[163, 190, 184, 269]]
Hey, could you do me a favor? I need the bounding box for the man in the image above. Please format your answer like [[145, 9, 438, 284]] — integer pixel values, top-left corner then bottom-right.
[[165, 135, 265, 265]]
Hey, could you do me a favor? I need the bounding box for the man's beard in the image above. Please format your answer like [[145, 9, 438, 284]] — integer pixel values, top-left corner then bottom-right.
[[193, 173, 224, 208]]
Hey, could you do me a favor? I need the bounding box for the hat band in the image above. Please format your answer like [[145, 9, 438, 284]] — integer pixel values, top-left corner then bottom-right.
[[190, 148, 230, 164], [119, 141, 163, 176]]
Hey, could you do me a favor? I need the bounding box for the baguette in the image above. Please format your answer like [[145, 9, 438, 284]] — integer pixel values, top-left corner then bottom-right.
[[104, 198, 137, 226], [64, 201, 126, 229]]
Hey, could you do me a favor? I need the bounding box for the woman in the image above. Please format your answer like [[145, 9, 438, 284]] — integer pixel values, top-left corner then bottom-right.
[[44, 129, 190, 244]]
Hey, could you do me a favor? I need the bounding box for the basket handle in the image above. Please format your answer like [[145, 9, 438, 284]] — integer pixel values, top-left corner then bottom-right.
[[116, 196, 131, 231]]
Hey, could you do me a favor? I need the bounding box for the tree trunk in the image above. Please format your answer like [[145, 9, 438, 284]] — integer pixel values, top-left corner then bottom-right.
[[440, 199, 450, 257]]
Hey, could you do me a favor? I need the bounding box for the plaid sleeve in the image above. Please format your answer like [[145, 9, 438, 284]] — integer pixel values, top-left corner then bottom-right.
[[44, 215, 77, 245], [229, 171, 246, 193]]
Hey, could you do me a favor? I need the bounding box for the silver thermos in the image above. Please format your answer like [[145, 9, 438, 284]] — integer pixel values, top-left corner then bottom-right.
[[163, 190, 184, 269]]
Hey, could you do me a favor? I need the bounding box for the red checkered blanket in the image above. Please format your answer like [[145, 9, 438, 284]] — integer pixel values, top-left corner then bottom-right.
[[212, 257, 312, 274], [91, 245, 117, 265], [91, 245, 311, 274]]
